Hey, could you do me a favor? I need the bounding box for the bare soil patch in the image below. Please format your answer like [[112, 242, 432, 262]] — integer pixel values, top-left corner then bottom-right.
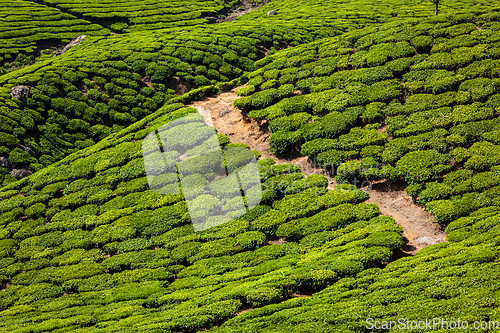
[[235, 308, 255, 315], [363, 180, 446, 255], [267, 237, 287, 245]]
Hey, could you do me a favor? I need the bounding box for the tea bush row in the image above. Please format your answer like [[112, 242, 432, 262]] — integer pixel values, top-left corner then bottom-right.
[[0, 0, 107, 68], [216, 207, 500, 332], [35, 0, 238, 32]]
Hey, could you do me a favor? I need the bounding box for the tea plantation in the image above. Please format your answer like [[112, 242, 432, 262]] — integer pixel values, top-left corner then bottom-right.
[[225, 9, 500, 331], [229, 0, 500, 40], [2, 0, 500, 332], [243, 9, 500, 226], [217, 206, 500, 331], [0, 101, 404, 332], [2, 0, 499, 183], [2, 0, 496, 71], [31, 0, 238, 31], [0, 0, 107, 68], [0, 0, 237, 70], [0, 21, 314, 181]]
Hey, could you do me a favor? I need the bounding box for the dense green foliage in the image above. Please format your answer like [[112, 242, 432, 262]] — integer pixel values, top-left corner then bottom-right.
[[0, 102, 403, 332], [2, 0, 499, 181], [233, 0, 500, 40], [2, 0, 496, 71], [244, 9, 500, 226], [32, 0, 238, 32], [0, 0, 107, 68], [3, 0, 500, 331], [0, 20, 312, 181], [216, 205, 500, 332], [0, 0, 245, 69]]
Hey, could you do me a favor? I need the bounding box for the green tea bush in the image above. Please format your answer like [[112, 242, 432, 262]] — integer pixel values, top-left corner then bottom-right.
[[269, 113, 311, 133], [235, 85, 256, 97], [395, 150, 451, 184], [269, 130, 302, 154], [9, 148, 36, 166]]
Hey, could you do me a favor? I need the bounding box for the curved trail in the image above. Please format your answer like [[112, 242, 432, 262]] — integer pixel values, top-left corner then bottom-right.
[[186, 88, 447, 255], [187, 88, 332, 186]]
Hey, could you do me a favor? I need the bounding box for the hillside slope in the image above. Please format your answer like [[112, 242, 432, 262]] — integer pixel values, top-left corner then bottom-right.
[[241, 9, 500, 227], [230, 0, 500, 38], [2, 0, 500, 183], [0, 0, 243, 69], [0, 0, 107, 69], [2, 2, 500, 333], [0, 21, 303, 183], [0, 99, 404, 332], [208, 10, 500, 330], [29, 0, 238, 32]]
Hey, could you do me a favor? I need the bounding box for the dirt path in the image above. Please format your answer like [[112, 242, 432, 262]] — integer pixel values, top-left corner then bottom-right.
[[186, 88, 447, 254], [364, 181, 446, 255]]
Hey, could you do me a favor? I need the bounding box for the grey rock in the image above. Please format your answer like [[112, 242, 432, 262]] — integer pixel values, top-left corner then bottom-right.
[[55, 35, 86, 56], [0, 157, 10, 168], [10, 86, 30, 101], [267, 10, 278, 15], [10, 168, 32, 180]]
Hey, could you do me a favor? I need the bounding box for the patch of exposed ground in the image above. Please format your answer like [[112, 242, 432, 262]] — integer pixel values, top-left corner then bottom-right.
[[236, 308, 255, 315], [363, 180, 446, 255], [267, 237, 287, 245], [217, 0, 269, 23], [55, 35, 86, 56], [187, 88, 447, 255], [186, 87, 335, 189]]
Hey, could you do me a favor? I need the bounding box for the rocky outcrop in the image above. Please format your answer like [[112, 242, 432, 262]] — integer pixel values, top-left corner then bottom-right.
[[10, 86, 30, 101], [10, 169, 32, 180], [0, 157, 10, 169], [55, 35, 86, 56]]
